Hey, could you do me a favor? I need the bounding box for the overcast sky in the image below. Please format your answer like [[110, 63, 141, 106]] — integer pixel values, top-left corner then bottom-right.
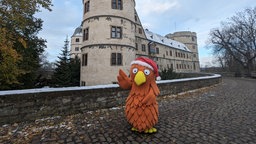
[[36, 0, 255, 67]]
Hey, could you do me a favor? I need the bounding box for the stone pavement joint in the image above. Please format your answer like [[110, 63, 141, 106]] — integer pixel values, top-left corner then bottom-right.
[[0, 77, 256, 143]]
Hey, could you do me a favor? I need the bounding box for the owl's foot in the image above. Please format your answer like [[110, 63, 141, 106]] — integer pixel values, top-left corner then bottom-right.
[[144, 127, 157, 133], [131, 127, 138, 132]]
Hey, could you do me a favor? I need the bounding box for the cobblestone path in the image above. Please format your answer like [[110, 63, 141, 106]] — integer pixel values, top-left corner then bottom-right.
[[0, 77, 256, 144]]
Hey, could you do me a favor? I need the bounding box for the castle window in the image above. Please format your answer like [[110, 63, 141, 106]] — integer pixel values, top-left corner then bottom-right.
[[111, 53, 122, 66], [192, 36, 195, 41], [112, 0, 123, 10], [84, 1, 90, 13], [138, 28, 142, 34], [156, 48, 159, 54], [75, 38, 80, 42], [141, 44, 146, 52], [81, 81, 86, 86], [111, 26, 122, 39], [75, 47, 79, 51], [82, 53, 88, 66], [83, 28, 89, 41], [170, 50, 172, 56]]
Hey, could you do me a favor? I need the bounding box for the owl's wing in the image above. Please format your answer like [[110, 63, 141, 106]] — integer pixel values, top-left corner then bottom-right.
[[150, 80, 160, 96], [117, 69, 132, 90]]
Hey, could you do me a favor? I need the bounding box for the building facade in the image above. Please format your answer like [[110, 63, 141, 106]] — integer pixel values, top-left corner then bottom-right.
[[72, 0, 200, 86]]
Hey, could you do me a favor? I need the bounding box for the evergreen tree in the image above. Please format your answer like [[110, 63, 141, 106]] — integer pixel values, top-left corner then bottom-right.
[[70, 56, 81, 86], [52, 38, 72, 87], [160, 67, 180, 80]]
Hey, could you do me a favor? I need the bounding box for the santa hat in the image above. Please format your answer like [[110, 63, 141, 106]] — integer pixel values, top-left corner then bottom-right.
[[131, 57, 161, 80]]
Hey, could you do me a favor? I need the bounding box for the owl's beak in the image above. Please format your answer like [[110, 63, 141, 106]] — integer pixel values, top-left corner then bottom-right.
[[134, 71, 146, 86]]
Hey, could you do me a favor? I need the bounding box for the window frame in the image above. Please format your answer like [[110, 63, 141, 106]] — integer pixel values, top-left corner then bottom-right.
[[141, 44, 146, 52], [156, 47, 159, 54], [138, 28, 142, 34], [111, 53, 122, 66], [83, 27, 89, 41], [82, 53, 88, 66], [111, 26, 122, 39], [81, 81, 86, 86], [84, 1, 90, 14], [112, 0, 123, 10]]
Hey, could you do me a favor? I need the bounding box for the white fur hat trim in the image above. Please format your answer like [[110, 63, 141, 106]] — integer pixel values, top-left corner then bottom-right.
[[130, 60, 154, 70]]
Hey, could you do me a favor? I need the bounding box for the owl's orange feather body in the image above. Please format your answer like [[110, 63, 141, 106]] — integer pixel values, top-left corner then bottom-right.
[[117, 64, 160, 132]]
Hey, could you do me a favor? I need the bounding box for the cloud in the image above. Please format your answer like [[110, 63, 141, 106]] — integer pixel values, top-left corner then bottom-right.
[[136, 0, 179, 16], [141, 22, 154, 30], [36, 0, 83, 62], [37, 0, 255, 64]]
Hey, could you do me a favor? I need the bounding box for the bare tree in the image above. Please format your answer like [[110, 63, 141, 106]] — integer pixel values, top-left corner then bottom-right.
[[209, 7, 256, 76]]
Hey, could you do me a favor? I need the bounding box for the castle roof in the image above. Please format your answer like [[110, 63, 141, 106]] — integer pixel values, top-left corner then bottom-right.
[[72, 26, 82, 37], [145, 29, 191, 52]]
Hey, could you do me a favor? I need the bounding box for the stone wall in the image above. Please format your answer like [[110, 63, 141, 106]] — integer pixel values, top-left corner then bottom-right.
[[0, 74, 221, 125]]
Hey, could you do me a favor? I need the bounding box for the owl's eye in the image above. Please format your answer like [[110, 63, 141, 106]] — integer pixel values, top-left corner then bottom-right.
[[132, 68, 138, 74], [144, 69, 150, 75]]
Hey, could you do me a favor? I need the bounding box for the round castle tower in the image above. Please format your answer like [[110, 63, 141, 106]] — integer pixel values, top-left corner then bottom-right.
[[80, 0, 137, 86], [166, 31, 200, 72]]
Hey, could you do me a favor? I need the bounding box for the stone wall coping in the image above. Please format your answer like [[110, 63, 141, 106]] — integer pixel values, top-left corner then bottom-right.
[[157, 74, 221, 84], [0, 73, 221, 96]]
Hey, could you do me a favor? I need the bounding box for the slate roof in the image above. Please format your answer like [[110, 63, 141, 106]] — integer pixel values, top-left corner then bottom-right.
[[72, 26, 82, 36], [145, 29, 191, 52]]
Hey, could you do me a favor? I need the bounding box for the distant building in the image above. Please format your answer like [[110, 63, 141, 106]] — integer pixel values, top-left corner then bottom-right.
[[70, 0, 200, 86], [70, 26, 82, 59]]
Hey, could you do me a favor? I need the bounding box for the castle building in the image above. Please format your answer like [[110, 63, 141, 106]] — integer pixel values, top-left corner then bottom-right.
[[70, 0, 200, 86]]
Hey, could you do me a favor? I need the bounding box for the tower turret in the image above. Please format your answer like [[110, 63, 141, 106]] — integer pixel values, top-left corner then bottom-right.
[[70, 26, 82, 59], [166, 31, 200, 72], [80, 0, 137, 86]]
